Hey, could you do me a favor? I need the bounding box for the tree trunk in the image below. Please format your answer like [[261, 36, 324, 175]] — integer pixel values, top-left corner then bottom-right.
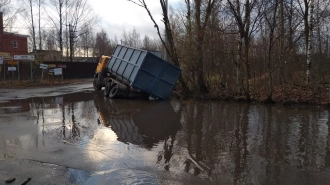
[[279, 0, 284, 84], [195, 3, 208, 94], [244, 38, 251, 101], [306, 0, 314, 84], [38, 0, 42, 50], [29, 0, 36, 51], [161, 0, 191, 95], [128, 0, 191, 96], [193, 0, 215, 94], [59, 1, 63, 61], [236, 36, 243, 94], [196, 43, 208, 94]]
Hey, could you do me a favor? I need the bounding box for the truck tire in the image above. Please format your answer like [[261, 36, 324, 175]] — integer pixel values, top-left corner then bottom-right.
[[109, 83, 119, 99], [141, 92, 150, 99], [104, 81, 112, 97], [93, 77, 102, 90]]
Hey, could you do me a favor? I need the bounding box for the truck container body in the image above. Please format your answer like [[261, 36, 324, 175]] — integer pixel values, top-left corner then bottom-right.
[[106, 45, 181, 99]]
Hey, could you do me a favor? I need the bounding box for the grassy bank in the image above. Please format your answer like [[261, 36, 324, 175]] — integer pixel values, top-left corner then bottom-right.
[[174, 84, 330, 105]]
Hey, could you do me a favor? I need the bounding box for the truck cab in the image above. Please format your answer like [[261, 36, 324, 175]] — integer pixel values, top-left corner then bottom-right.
[[93, 55, 110, 90]]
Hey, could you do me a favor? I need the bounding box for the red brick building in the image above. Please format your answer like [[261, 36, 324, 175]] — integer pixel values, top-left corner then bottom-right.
[[0, 12, 28, 56]]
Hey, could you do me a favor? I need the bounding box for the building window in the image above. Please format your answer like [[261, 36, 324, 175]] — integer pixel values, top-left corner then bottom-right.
[[11, 41, 18, 48]]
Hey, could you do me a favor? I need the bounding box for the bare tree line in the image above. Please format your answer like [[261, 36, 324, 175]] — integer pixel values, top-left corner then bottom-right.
[[2, 0, 330, 99], [1, 0, 163, 61], [23, 0, 99, 61], [0, 0, 97, 60], [127, 0, 330, 100]]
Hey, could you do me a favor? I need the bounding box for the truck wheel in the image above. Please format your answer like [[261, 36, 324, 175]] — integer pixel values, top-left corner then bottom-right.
[[109, 83, 119, 99], [141, 92, 150, 99], [93, 77, 102, 90], [104, 81, 112, 97]]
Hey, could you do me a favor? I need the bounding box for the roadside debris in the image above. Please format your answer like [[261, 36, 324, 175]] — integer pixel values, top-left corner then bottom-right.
[[21, 178, 31, 185], [5, 178, 15, 183]]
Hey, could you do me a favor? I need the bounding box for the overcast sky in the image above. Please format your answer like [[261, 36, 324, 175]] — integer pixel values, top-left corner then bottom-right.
[[6, 0, 182, 42], [89, 0, 181, 40]]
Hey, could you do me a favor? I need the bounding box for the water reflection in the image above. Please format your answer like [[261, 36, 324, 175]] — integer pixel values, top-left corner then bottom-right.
[[2, 92, 330, 184], [0, 92, 181, 150], [27, 93, 97, 144], [93, 95, 181, 149], [174, 102, 330, 184]]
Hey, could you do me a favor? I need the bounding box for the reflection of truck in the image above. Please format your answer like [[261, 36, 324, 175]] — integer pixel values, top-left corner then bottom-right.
[[93, 45, 182, 100], [93, 95, 181, 148]]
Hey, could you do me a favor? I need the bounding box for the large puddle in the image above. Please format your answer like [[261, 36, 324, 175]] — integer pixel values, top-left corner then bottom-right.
[[1, 91, 330, 184]]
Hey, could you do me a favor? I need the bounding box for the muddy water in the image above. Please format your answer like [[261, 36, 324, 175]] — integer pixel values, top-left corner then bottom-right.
[[1, 91, 330, 185]]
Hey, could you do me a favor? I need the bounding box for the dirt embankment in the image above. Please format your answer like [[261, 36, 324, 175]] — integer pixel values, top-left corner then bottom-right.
[[269, 84, 329, 105], [174, 84, 330, 106]]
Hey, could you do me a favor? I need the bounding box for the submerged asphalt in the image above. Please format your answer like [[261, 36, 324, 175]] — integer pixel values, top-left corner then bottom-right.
[[0, 81, 208, 185]]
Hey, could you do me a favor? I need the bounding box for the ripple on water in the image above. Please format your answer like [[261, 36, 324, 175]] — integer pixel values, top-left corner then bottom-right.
[[83, 169, 159, 185]]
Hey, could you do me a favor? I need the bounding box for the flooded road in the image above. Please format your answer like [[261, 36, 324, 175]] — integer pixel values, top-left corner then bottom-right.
[[1, 84, 330, 185]]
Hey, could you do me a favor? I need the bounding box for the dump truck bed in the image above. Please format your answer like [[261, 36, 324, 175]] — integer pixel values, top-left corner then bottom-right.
[[107, 45, 181, 99]]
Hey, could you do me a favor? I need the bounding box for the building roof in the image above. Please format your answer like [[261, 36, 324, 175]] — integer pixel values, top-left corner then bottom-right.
[[3, 31, 29, 38], [73, 57, 98, 63], [32, 50, 61, 53]]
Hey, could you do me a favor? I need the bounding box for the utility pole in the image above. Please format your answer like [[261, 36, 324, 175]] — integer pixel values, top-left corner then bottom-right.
[[66, 0, 68, 61], [69, 24, 73, 62]]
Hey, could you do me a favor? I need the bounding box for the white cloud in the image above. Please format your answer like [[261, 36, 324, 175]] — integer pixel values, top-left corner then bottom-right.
[[90, 0, 179, 40], [8, 0, 181, 43]]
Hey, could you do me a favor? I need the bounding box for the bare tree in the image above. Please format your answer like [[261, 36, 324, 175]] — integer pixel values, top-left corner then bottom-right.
[[128, 0, 190, 95], [47, 0, 65, 59], [66, 0, 97, 61], [262, 0, 280, 102], [45, 30, 57, 50], [44, 0, 97, 60], [0, 0, 20, 29], [227, 0, 262, 101], [121, 28, 142, 48], [304, 0, 314, 83], [93, 29, 113, 57], [191, 0, 217, 94], [37, 0, 43, 50], [142, 35, 152, 50], [0, 0, 10, 52], [28, 0, 36, 51], [78, 23, 94, 57], [294, 0, 330, 83], [0, 0, 23, 52], [0, 0, 10, 9], [141, 35, 159, 50]]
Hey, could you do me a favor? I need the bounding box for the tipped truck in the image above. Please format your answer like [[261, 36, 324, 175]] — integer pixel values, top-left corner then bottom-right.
[[93, 45, 182, 100]]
